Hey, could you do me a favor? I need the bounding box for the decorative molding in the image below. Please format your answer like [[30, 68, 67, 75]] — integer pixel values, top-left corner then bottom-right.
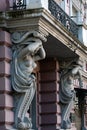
[[11, 31, 46, 130], [59, 58, 83, 129]]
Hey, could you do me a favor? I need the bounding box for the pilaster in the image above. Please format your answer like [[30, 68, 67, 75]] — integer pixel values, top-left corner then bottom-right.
[[0, 30, 13, 130], [38, 59, 61, 130]]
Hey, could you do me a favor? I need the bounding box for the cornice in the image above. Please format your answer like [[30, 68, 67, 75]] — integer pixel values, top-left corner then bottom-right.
[[0, 8, 87, 58]]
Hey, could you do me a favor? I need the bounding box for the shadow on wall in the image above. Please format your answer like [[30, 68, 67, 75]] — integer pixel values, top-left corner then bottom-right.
[[0, 0, 9, 11]]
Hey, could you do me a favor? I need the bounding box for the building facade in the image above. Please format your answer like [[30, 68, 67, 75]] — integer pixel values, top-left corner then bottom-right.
[[0, 0, 87, 130]]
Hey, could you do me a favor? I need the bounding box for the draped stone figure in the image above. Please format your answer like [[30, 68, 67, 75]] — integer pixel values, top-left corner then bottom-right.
[[11, 31, 46, 130], [59, 59, 83, 129]]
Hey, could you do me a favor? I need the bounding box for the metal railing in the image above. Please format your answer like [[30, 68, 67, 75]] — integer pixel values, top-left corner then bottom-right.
[[10, 0, 78, 38], [12, 0, 26, 10], [48, 0, 78, 38]]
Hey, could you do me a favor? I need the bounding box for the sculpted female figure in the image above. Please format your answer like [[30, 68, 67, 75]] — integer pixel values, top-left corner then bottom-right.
[[11, 32, 46, 130], [60, 59, 83, 129]]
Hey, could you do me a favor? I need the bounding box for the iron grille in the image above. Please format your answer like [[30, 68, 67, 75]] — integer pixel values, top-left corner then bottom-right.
[[48, 0, 78, 38]]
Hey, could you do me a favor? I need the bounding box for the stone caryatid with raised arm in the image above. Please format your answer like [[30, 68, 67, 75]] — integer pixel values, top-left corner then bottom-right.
[[59, 59, 83, 129], [11, 31, 46, 130]]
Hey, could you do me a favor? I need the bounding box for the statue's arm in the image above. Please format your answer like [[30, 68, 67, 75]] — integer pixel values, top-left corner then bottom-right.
[[72, 66, 83, 88], [34, 46, 46, 61], [18, 41, 42, 58]]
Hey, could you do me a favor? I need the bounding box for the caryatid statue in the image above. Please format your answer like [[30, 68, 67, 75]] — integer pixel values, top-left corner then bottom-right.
[[59, 59, 83, 129], [11, 31, 46, 130]]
